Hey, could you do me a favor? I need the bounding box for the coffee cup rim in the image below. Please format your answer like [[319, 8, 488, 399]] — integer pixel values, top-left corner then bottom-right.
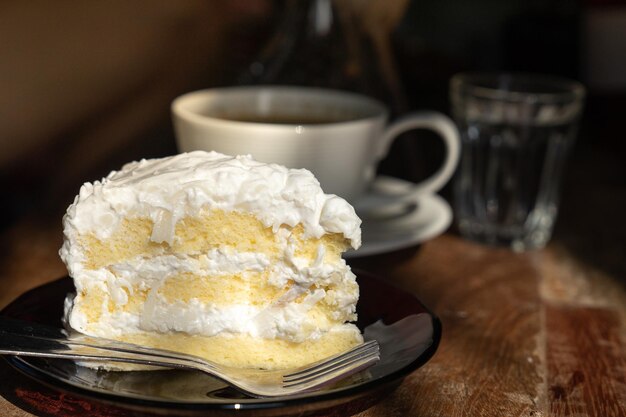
[[172, 85, 388, 128]]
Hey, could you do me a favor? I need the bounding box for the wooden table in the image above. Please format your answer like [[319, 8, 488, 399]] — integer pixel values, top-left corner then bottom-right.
[[1, 201, 624, 416]]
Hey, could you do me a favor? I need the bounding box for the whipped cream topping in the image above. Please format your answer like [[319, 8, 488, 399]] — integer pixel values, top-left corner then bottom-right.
[[60, 151, 362, 344], [61, 151, 361, 251]]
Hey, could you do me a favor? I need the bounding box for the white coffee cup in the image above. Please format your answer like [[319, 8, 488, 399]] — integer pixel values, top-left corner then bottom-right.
[[172, 86, 460, 210]]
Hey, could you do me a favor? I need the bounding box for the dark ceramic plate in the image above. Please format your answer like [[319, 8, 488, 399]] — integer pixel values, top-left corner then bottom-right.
[[1, 271, 441, 416]]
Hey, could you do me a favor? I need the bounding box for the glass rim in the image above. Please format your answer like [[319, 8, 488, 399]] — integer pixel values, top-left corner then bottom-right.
[[450, 72, 586, 104]]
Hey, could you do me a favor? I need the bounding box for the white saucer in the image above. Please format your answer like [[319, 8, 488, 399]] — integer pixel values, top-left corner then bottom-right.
[[345, 178, 452, 258]]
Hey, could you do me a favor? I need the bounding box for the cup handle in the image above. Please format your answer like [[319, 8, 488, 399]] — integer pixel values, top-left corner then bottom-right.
[[378, 111, 460, 194], [355, 111, 460, 215]]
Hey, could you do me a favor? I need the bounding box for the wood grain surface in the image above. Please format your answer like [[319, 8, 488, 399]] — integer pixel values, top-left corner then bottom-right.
[[352, 236, 626, 417]]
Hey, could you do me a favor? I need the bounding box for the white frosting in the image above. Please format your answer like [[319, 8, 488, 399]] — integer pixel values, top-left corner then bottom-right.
[[60, 151, 361, 344], [60, 151, 361, 252]]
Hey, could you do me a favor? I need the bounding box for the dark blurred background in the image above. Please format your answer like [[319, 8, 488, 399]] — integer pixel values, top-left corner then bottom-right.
[[0, 0, 624, 274]]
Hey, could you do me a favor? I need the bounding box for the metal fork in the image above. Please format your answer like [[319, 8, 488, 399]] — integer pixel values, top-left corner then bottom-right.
[[0, 317, 379, 397]]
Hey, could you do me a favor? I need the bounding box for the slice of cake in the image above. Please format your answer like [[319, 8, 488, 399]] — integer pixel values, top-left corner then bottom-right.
[[60, 151, 362, 370]]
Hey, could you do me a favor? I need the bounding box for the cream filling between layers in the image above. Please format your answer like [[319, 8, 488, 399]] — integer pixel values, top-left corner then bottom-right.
[[66, 249, 358, 343]]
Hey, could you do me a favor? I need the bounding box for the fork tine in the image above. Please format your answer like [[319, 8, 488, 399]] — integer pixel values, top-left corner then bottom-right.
[[282, 351, 380, 389], [283, 340, 378, 382], [283, 346, 378, 385], [283, 351, 379, 388]]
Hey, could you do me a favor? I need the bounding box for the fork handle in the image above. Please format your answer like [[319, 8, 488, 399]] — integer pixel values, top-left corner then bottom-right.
[[0, 331, 197, 371], [0, 317, 196, 370]]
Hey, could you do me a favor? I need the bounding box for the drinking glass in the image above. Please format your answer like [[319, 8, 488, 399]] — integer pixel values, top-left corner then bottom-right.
[[450, 73, 585, 251]]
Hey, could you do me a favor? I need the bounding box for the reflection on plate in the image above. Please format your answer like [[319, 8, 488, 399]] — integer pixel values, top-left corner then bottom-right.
[[347, 177, 452, 258], [1, 272, 441, 417]]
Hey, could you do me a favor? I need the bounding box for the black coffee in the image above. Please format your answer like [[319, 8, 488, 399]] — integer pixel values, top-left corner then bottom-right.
[[214, 113, 351, 125]]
